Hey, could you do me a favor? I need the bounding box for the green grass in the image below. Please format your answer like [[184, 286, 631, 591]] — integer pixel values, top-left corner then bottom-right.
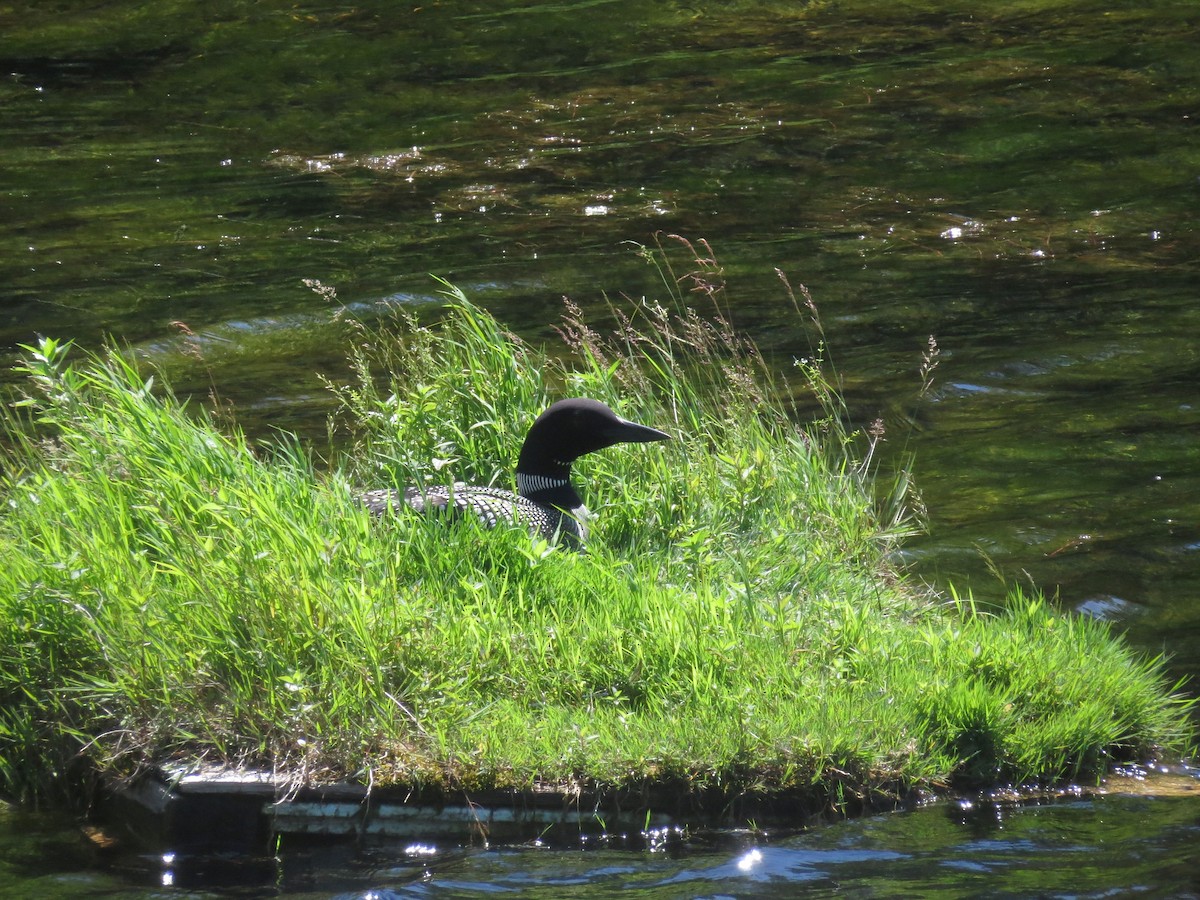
[[0, 251, 1193, 810]]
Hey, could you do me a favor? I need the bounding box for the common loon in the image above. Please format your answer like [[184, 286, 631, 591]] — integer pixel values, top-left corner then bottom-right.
[[360, 398, 671, 548]]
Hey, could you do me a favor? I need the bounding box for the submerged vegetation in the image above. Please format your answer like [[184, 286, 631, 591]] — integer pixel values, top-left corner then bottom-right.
[[0, 246, 1192, 810]]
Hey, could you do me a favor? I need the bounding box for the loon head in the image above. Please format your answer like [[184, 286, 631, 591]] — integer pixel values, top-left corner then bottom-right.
[[515, 398, 671, 488]]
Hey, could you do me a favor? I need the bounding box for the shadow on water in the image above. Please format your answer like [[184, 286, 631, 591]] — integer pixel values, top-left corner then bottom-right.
[[2, 0, 1199, 893]]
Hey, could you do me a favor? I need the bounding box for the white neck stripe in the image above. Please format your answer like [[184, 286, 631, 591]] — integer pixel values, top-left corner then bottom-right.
[[517, 473, 570, 495]]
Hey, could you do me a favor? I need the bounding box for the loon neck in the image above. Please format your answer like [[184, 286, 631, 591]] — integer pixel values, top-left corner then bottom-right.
[[516, 471, 569, 494], [516, 470, 582, 508]]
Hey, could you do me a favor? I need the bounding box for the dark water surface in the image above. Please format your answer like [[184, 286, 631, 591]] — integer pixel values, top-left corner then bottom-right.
[[4, 790, 1200, 897], [3, 0, 1199, 893]]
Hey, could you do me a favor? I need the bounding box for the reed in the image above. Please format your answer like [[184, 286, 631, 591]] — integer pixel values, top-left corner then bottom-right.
[[0, 249, 1192, 808]]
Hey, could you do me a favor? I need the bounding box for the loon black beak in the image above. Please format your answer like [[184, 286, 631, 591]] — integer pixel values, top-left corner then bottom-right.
[[607, 416, 672, 444]]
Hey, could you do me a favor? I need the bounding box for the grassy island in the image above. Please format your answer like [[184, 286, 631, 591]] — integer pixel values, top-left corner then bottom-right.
[[0, 263, 1193, 815]]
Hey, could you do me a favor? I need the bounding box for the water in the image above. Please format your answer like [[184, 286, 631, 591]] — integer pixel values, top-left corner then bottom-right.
[[5, 790, 1199, 897], [2, 0, 1199, 893]]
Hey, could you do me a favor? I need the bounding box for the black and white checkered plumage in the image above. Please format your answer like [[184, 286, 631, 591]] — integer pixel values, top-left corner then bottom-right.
[[360, 398, 670, 548], [361, 482, 587, 547]]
